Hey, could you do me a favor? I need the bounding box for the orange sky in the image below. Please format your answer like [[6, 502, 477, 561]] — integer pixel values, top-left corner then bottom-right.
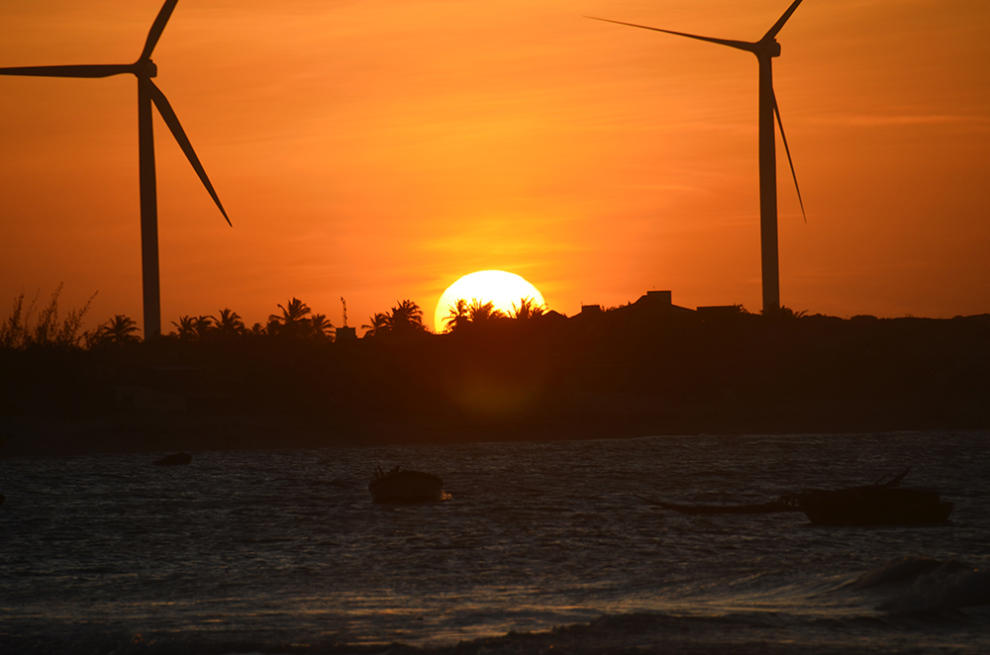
[[1, 0, 989, 333]]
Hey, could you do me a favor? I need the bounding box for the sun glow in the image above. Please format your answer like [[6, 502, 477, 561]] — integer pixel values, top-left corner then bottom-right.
[[434, 270, 546, 332]]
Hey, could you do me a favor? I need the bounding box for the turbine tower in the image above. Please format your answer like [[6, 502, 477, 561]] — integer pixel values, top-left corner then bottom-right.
[[0, 0, 230, 339], [590, 0, 807, 314]]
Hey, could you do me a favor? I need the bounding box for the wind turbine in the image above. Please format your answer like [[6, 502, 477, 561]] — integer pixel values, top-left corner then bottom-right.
[[0, 0, 229, 339], [590, 0, 807, 314]]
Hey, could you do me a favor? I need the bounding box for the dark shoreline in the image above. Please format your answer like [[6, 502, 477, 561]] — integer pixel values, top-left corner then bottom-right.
[[2, 399, 985, 460], [3, 311, 989, 458]]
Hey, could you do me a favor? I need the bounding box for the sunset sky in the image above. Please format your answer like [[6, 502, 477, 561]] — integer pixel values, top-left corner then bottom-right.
[[1, 0, 988, 332]]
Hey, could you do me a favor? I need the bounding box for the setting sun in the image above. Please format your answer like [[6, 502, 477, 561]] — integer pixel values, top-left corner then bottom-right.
[[434, 270, 546, 332]]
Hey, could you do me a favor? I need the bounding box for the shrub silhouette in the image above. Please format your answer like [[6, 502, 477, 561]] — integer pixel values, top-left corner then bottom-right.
[[0, 285, 94, 349]]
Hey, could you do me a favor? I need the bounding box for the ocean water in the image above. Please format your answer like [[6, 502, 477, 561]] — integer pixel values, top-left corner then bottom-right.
[[1, 431, 988, 654]]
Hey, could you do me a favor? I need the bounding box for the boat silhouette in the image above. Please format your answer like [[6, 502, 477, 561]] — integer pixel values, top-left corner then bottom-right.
[[787, 468, 953, 525], [369, 466, 448, 503]]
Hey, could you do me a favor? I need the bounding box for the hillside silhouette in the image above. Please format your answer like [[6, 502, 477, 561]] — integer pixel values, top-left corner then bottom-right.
[[2, 291, 989, 456]]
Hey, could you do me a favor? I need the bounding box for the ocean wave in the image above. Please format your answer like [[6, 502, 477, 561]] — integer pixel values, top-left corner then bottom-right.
[[848, 556, 990, 614], [0, 612, 932, 655]]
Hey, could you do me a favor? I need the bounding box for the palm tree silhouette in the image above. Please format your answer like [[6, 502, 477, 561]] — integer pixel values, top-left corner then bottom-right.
[[310, 313, 333, 339], [444, 299, 470, 333], [269, 297, 312, 337], [193, 315, 213, 339], [94, 314, 140, 344], [388, 299, 426, 335], [272, 298, 311, 324], [171, 315, 197, 340], [363, 300, 427, 338], [362, 312, 391, 338], [212, 308, 245, 337], [468, 299, 505, 324], [512, 297, 546, 321]]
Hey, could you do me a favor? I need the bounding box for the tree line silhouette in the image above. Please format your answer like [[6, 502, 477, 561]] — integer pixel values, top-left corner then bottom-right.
[[0, 289, 554, 349], [2, 285, 988, 457]]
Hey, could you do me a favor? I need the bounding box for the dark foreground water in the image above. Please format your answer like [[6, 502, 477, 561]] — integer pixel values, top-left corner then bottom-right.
[[1, 431, 988, 654]]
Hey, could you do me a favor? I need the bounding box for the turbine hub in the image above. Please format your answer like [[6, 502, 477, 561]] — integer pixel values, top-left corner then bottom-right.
[[134, 59, 158, 78], [754, 37, 782, 58]]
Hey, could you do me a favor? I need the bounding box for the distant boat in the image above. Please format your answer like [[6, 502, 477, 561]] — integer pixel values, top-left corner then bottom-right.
[[369, 466, 447, 503], [153, 452, 192, 466], [788, 468, 953, 526]]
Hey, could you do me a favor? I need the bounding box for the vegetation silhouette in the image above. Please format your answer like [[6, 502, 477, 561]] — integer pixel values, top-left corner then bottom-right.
[[512, 297, 546, 321], [442, 297, 545, 333], [90, 314, 141, 346], [212, 308, 246, 337], [268, 297, 312, 336], [261, 297, 334, 341], [363, 312, 390, 338], [171, 315, 198, 341], [0, 285, 94, 349], [467, 299, 506, 324], [443, 299, 470, 333], [365, 300, 428, 338], [310, 313, 333, 339], [1, 288, 989, 457]]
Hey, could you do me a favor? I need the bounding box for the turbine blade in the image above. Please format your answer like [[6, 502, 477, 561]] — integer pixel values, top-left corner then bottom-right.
[[0, 64, 132, 78], [146, 80, 231, 225], [586, 16, 756, 52], [140, 0, 179, 60], [763, 0, 805, 41], [772, 89, 806, 223]]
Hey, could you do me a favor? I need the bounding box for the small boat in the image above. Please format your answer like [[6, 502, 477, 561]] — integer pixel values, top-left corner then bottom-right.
[[789, 468, 953, 526], [153, 452, 192, 466], [369, 466, 447, 503]]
